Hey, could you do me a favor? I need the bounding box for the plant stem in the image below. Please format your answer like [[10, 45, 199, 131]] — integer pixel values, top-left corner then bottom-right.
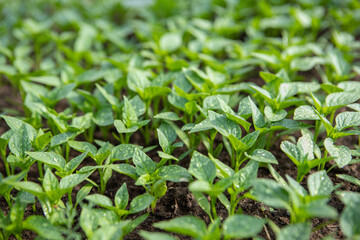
[[210, 196, 217, 220], [38, 162, 44, 180]]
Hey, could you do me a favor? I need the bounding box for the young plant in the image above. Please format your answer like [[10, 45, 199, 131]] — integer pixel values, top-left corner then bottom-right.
[[248, 170, 337, 223], [85, 183, 154, 219], [280, 132, 332, 181], [140, 214, 264, 240]]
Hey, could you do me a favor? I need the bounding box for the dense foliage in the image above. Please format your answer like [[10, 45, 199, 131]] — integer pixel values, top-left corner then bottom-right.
[[1, 0, 360, 239]]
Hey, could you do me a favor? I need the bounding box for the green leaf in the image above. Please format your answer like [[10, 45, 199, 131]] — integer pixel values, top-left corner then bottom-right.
[[235, 161, 259, 192], [324, 138, 352, 168], [92, 225, 123, 240], [51, 131, 80, 148], [153, 216, 206, 238], [337, 174, 360, 186], [115, 183, 129, 210], [328, 49, 351, 77], [280, 141, 301, 166], [337, 192, 360, 237], [111, 164, 138, 179], [122, 96, 138, 127], [324, 92, 359, 113], [27, 151, 66, 170], [43, 169, 59, 193], [189, 119, 213, 133], [93, 106, 114, 126], [76, 184, 92, 207], [189, 151, 216, 183], [69, 140, 97, 158], [111, 144, 141, 161], [154, 112, 181, 121], [9, 124, 32, 159], [208, 111, 241, 138], [129, 193, 154, 213], [59, 171, 93, 190], [63, 152, 87, 174], [223, 215, 264, 239], [160, 32, 182, 52], [1, 116, 37, 141], [251, 179, 289, 209], [23, 216, 64, 240], [192, 192, 211, 217], [248, 97, 266, 129], [157, 165, 192, 182], [277, 223, 311, 240], [264, 106, 287, 122], [34, 131, 52, 151], [245, 149, 278, 164], [133, 149, 157, 176], [114, 120, 138, 133], [143, 87, 171, 100], [335, 112, 360, 131], [86, 194, 113, 208], [139, 231, 177, 240], [308, 171, 333, 196]]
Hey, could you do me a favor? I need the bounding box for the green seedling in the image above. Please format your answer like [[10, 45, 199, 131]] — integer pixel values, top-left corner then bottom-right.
[[141, 214, 264, 240]]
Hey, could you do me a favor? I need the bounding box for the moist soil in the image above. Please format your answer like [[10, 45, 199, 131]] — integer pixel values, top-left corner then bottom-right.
[[0, 85, 359, 240]]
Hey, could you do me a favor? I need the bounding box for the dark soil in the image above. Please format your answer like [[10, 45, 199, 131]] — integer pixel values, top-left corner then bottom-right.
[[0, 84, 359, 240]]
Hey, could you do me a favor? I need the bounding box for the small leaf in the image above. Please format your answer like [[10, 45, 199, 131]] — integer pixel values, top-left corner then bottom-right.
[[189, 151, 216, 183], [154, 112, 181, 121], [69, 140, 97, 158], [308, 171, 333, 196], [133, 149, 157, 176], [115, 183, 129, 210], [23, 216, 64, 240], [223, 215, 264, 239], [111, 144, 141, 161], [86, 194, 113, 208], [277, 223, 311, 240], [264, 106, 287, 122], [208, 110, 241, 138], [245, 149, 278, 164], [160, 32, 182, 52], [139, 231, 177, 240], [335, 112, 360, 131], [251, 179, 289, 209], [27, 151, 66, 170], [324, 138, 352, 168], [157, 165, 192, 182], [129, 193, 154, 213], [153, 216, 206, 238]]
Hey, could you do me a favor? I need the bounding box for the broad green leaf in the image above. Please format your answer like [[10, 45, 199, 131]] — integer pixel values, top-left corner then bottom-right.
[[328, 49, 351, 77], [245, 149, 278, 164], [157, 165, 192, 182], [277, 223, 311, 240], [297, 133, 314, 160], [9, 124, 32, 159], [111, 144, 141, 161], [143, 86, 171, 100], [280, 141, 301, 166], [251, 179, 289, 209], [335, 112, 360, 131], [133, 149, 157, 175], [189, 151, 216, 183], [27, 152, 66, 170], [68, 140, 97, 158], [111, 164, 138, 179], [51, 131, 80, 148], [153, 216, 206, 238], [154, 112, 181, 121], [92, 225, 123, 240], [122, 96, 138, 127], [139, 231, 177, 240], [43, 169, 59, 193], [325, 92, 359, 111], [324, 138, 352, 168], [189, 119, 213, 133], [59, 171, 93, 189], [63, 152, 87, 174], [308, 171, 333, 196], [264, 106, 287, 122], [192, 192, 211, 216], [208, 154, 235, 179], [86, 194, 113, 208], [337, 192, 360, 238], [115, 183, 129, 210], [93, 106, 114, 126], [76, 184, 92, 207], [248, 97, 266, 129], [129, 193, 154, 213], [160, 32, 182, 52], [208, 110, 241, 138], [23, 216, 64, 240], [223, 215, 264, 239], [235, 161, 259, 191], [114, 120, 138, 133], [249, 84, 273, 103]]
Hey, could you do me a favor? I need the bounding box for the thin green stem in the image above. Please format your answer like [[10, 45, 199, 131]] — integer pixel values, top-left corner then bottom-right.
[[2, 152, 10, 176], [38, 162, 43, 180], [210, 196, 217, 220]]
